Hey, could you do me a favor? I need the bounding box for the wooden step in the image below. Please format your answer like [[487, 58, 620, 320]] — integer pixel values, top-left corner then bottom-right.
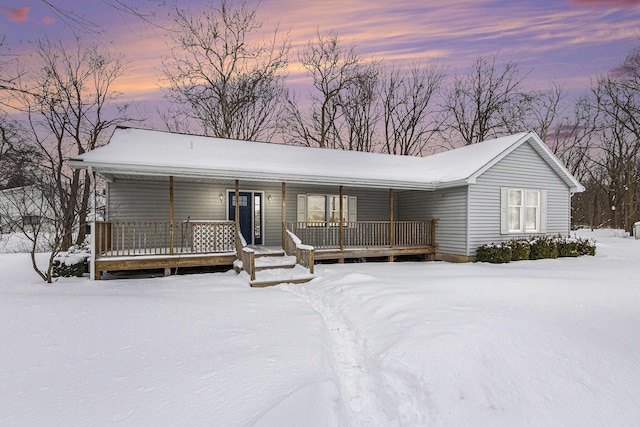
[[254, 255, 296, 271], [250, 275, 315, 288], [248, 246, 285, 258], [249, 264, 316, 288]]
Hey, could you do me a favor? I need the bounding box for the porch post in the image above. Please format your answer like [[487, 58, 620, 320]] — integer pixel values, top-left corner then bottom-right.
[[90, 168, 97, 280], [389, 188, 394, 262], [169, 176, 174, 256], [235, 180, 240, 238], [339, 185, 344, 251], [281, 182, 286, 249]]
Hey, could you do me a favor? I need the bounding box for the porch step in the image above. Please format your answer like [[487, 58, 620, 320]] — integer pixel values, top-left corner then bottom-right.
[[254, 255, 296, 271], [248, 246, 285, 258], [249, 264, 316, 288]]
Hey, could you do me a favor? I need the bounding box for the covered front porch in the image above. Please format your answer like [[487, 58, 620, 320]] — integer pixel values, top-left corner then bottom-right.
[[91, 177, 436, 281]]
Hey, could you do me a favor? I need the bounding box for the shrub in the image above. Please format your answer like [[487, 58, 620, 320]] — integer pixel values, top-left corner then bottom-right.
[[477, 235, 595, 263], [53, 238, 91, 278], [529, 236, 559, 260], [476, 242, 512, 263], [556, 236, 580, 257], [508, 239, 531, 261], [52, 257, 88, 277], [575, 236, 596, 256]]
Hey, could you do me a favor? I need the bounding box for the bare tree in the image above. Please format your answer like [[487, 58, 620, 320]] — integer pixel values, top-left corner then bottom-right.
[[162, 0, 289, 141], [0, 182, 64, 282], [499, 80, 566, 140], [590, 52, 640, 232], [382, 63, 445, 156], [282, 31, 371, 149], [440, 55, 529, 147], [5, 36, 132, 250], [545, 95, 596, 182], [338, 62, 381, 152]]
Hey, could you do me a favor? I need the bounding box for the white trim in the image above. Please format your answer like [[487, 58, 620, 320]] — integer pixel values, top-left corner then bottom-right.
[[500, 187, 547, 234], [540, 189, 548, 233]]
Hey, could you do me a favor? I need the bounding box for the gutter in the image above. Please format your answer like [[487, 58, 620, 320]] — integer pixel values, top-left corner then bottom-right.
[[69, 159, 438, 191]]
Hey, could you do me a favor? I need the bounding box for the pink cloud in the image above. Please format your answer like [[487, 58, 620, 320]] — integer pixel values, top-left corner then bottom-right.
[[571, 0, 640, 8], [41, 15, 56, 25], [2, 6, 30, 22]]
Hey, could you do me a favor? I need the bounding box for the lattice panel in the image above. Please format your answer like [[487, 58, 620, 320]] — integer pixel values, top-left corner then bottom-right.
[[191, 223, 235, 253]]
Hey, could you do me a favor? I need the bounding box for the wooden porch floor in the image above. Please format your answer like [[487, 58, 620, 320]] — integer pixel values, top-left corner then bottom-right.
[[94, 252, 236, 280], [314, 245, 435, 262], [93, 245, 435, 280]]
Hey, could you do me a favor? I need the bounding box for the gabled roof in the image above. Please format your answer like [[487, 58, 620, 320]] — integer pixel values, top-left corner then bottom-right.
[[420, 132, 585, 192], [69, 127, 584, 192]]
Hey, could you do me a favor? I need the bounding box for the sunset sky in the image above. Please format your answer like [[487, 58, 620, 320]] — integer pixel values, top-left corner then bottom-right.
[[2, 0, 640, 111]]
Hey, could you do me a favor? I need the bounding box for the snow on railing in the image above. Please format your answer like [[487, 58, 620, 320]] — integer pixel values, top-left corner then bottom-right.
[[284, 229, 315, 274]]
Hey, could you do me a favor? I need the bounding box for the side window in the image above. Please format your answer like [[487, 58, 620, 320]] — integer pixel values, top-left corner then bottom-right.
[[501, 188, 546, 234]]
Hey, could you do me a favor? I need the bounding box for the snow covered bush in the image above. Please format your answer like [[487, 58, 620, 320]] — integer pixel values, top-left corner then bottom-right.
[[53, 238, 91, 278], [556, 236, 581, 257], [508, 239, 531, 261], [529, 236, 559, 260], [575, 236, 596, 256], [475, 242, 512, 263], [476, 235, 596, 263]]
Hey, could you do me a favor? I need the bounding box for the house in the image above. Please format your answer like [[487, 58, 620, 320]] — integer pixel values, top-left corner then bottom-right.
[[69, 127, 584, 283], [0, 185, 51, 235]]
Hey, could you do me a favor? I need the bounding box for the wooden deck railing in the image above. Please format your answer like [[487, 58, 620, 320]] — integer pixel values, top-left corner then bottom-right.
[[285, 220, 435, 249], [284, 229, 315, 274], [94, 220, 236, 257]]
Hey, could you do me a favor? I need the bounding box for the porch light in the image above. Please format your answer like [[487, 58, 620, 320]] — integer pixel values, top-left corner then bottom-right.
[[268, 195, 272, 204], [219, 193, 224, 203]]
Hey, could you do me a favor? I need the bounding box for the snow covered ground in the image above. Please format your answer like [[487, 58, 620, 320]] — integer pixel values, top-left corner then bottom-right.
[[1, 229, 640, 426]]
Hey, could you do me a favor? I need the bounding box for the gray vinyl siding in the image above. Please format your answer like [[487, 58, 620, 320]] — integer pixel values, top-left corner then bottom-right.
[[108, 178, 223, 222], [107, 178, 284, 245], [107, 179, 394, 247], [397, 187, 468, 256], [468, 142, 572, 255]]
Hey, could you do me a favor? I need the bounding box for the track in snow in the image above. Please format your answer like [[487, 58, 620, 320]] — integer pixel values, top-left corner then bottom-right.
[[280, 284, 391, 425]]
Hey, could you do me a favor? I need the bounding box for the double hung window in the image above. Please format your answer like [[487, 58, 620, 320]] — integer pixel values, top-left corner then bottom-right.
[[501, 188, 546, 234], [297, 194, 356, 226]]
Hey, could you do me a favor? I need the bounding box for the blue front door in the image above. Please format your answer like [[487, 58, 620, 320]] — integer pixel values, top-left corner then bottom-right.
[[229, 191, 262, 245]]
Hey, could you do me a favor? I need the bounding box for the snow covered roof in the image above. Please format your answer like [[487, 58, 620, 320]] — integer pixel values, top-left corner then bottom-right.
[[69, 127, 584, 192]]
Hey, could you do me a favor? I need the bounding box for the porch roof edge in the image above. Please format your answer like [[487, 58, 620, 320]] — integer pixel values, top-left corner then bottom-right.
[[74, 161, 438, 191]]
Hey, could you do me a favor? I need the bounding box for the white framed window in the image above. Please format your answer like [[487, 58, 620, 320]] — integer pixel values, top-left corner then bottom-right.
[[297, 194, 357, 226], [501, 188, 546, 234]]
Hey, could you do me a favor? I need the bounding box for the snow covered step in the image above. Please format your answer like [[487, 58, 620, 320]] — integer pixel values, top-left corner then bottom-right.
[[248, 246, 285, 257], [254, 255, 296, 271], [250, 264, 316, 288]]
